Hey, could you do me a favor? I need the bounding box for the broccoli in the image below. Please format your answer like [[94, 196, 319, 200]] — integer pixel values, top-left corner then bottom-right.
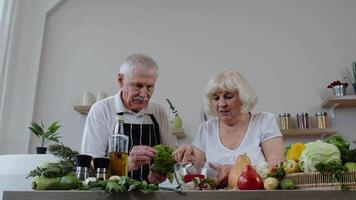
[[151, 144, 176, 183]]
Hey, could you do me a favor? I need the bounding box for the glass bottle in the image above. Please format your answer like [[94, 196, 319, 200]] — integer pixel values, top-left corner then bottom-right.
[[108, 115, 129, 176]]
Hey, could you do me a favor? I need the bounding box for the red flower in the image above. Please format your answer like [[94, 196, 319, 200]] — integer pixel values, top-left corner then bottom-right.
[[327, 80, 349, 88]]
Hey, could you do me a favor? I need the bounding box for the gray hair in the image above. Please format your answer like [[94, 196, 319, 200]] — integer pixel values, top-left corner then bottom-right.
[[204, 69, 257, 116], [119, 53, 159, 83]]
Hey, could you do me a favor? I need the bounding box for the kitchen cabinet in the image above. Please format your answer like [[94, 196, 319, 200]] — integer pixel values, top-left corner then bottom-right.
[[281, 128, 336, 137]]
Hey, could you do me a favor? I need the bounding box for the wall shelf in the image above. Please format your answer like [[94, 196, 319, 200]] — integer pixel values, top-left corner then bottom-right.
[[321, 95, 356, 118], [281, 128, 337, 137], [321, 95, 356, 108], [73, 105, 91, 114]]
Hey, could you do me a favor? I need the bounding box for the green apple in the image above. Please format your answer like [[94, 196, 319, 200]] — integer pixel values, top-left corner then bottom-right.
[[344, 162, 356, 171], [172, 116, 182, 129]]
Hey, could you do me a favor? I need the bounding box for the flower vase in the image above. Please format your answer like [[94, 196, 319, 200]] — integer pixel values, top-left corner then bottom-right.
[[332, 85, 346, 96], [353, 82, 356, 95]]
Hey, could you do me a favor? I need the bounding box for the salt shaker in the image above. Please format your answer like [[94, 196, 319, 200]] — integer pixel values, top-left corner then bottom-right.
[[75, 154, 93, 181], [93, 157, 110, 180]]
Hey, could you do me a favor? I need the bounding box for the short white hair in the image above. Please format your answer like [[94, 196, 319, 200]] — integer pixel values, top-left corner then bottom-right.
[[119, 53, 159, 84], [204, 69, 257, 116]]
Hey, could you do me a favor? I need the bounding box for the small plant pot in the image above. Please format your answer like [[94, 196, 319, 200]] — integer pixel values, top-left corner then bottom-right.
[[36, 147, 47, 154], [332, 85, 346, 96]]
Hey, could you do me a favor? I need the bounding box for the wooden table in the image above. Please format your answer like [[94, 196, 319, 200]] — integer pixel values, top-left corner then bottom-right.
[[3, 190, 356, 200]]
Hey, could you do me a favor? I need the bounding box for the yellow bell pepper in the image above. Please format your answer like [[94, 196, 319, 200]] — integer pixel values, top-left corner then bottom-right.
[[283, 159, 300, 174], [286, 143, 305, 161]]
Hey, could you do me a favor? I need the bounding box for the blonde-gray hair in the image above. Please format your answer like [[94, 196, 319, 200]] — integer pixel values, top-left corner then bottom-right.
[[204, 69, 257, 116]]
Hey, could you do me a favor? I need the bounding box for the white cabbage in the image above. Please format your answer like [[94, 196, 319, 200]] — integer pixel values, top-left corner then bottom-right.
[[298, 140, 341, 172]]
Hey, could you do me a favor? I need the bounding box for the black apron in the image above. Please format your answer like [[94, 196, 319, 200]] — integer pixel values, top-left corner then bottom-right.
[[117, 112, 161, 182]]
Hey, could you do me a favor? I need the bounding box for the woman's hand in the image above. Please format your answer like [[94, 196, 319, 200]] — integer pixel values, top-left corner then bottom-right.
[[209, 163, 232, 188], [148, 170, 167, 184], [172, 145, 195, 163]]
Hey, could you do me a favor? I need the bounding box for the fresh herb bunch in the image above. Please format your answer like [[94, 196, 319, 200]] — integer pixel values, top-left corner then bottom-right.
[[315, 161, 349, 191], [48, 143, 79, 161], [151, 144, 176, 183], [79, 176, 158, 194], [27, 144, 79, 178], [166, 98, 179, 117], [28, 120, 61, 147], [27, 160, 75, 178]]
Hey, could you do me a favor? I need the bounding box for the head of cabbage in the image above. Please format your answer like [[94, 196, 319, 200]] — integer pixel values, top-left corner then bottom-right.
[[298, 140, 341, 172]]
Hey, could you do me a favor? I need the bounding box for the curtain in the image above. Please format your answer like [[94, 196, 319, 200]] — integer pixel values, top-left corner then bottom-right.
[[0, 0, 15, 144]]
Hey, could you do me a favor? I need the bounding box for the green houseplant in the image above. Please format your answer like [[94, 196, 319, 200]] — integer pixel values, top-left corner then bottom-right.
[[28, 120, 61, 154]]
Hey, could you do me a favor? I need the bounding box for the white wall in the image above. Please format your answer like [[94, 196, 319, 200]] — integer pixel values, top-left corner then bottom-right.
[[1, 0, 356, 154]]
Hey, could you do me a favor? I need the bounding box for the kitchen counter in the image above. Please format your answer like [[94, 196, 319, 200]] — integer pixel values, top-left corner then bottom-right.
[[3, 190, 356, 200]]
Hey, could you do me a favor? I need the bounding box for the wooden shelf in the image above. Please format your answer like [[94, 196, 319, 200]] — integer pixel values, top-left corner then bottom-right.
[[281, 128, 337, 136], [73, 105, 91, 114], [321, 95, 356, 108]]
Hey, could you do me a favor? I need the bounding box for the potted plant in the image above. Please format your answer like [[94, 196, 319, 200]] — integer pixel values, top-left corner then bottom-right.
[[327, 80, 349, 96], [28, 120, 61, 154]]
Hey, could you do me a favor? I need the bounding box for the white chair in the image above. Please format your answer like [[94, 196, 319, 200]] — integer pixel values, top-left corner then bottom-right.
[[0, 154, 59, 199]]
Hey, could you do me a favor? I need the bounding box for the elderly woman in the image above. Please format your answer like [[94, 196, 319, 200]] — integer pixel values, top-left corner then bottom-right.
[[173, 69, 284, 184]]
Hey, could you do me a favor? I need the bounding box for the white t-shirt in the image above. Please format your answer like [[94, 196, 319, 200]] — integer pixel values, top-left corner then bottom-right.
[[192, 112, 282, 165], [81, 91, 176, 157]]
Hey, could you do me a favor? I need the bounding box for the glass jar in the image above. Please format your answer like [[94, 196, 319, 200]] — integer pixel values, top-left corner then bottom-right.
[[315, 112, 328, 128], [279, 113, 291, 130], [296, 113, 309, 129]]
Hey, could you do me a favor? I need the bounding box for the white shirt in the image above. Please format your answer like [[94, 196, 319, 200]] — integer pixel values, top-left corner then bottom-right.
[[192, 112, 282, 165], [81, 91, 176, 157]]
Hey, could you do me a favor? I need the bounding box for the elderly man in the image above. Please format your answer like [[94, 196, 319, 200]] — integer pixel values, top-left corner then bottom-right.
[[81, 53, 175, 183]]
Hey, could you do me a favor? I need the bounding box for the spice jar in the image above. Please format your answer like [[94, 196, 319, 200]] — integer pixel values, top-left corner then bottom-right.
[[279, 113, 291, 130], [296, 113, 309, 129], [315, 112, 328, 129]]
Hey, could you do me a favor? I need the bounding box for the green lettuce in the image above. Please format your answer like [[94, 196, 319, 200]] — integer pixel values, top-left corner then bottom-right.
[[151, 144, 176, 183], [298, 140, 341, 172]]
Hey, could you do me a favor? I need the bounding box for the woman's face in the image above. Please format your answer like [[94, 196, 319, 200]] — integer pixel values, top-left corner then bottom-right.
[[211, 90, 242, 121]]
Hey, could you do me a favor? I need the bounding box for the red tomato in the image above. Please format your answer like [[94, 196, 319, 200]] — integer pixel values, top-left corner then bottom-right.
[[183, 174, 205, 183]]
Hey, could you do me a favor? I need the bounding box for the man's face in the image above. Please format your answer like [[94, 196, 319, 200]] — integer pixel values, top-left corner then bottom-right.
[[118, 65, 157, 112]]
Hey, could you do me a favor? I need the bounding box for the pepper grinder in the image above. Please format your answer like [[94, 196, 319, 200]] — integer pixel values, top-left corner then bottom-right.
[[93, 157, 110, 180], [75, 154, 93, 181]]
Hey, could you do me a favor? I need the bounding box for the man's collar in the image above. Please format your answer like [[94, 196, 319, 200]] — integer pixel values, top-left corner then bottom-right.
[[115, 90, 149, 116]]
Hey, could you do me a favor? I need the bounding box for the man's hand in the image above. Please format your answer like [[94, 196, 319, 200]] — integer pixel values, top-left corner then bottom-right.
[[148, 170, 167, 184], [128, 145, 156, 171], [172, 145, 195, 163]]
